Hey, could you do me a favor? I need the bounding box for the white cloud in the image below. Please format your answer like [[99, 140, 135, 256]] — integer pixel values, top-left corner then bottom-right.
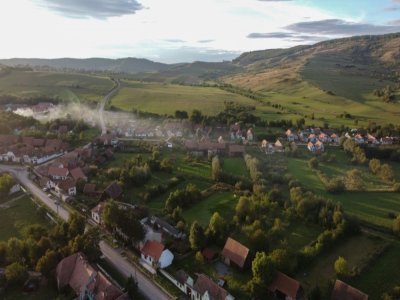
[[0, 0, 340, 62]]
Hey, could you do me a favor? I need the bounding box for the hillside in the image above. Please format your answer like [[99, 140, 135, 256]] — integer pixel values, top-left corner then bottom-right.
[[0, 57, 169, 74]]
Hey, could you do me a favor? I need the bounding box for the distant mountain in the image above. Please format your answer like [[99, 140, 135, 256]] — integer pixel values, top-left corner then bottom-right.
[[0, 57, 169, 74]]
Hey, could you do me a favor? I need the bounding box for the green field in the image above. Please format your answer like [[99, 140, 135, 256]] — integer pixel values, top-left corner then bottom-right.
[[175, 154, 212, 179], [350, 240, 400, 299], [110, 81, 257, 115], [0, 70, 114, 102], [297, 234, 387, 291], [287, 156, 400, 228], [183, 191, 237, 226], [0, 195, 50, 240], [222, 157, 248, 177]]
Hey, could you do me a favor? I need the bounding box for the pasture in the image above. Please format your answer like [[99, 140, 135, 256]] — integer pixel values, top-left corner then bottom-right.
[[287, 155, 400, 228], [183, 191, 237, 226], [0, 70, 114, 102], [222, 157, 248, 177], [109, 81, 256, 115], [0, 195, 50, 241]]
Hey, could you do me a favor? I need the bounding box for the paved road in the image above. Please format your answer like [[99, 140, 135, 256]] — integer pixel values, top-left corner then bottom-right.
[[100, 241, 171, 300], [0, 165, 69, 221], [0, 164, 172, 300], [99, 79, 121, 135]]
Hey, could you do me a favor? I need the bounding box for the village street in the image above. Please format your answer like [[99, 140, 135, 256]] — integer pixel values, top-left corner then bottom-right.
[[0, 163, 172, 300]]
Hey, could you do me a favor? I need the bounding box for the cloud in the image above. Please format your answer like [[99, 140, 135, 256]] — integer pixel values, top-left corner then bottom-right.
[[247, 32, 327, 42], [154, 46, 240, 64], [285, 19, 400, 36], [36, 0, 143, 19], [164, 39, 186, 43], [198, 39, 215, 43], [258, 0, 293, 1], [384, 6, 400, 11], [388, 19, 400, 25]]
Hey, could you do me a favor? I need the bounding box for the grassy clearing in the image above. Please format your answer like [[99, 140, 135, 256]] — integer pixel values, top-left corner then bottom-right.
[[175, 154, 212, 179], [183, 191, 237, 226], [350, 240, 400, 299], [0, 195, 50, 240], [110, 81, 256, 115], [3, 284, 59, 300], [280, 222, 322, 251], [297, 234, 387, 290], [287, 154, 400, 228], [0, 70, 114, 102], [222, 157, 248, 177], [104, 152, 152, 168]]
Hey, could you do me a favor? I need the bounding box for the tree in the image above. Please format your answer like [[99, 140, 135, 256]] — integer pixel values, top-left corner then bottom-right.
[[211, 156, 222, 181], [195, 251, 205, 265], [207, 212, 226, 243], [36, 250, 59, 276], [7, 237, 26, 263], [189, 221, 206, 251], [345, 169, 364, 191], [308, 157, 319, 169], [5, 262, 28, 285], [20, 224, 48, 242], [334, 256, 348, 276], [369, 159, 381, 174], [269, 248, 290, 272], [68, 212, 86, 238], [125, 275, 138, 299], [0, 173, 14, 197], [250, 252, 276, 298], [379, 164, 395, 182], [235, 196, 252, 223], [393, 215, 400, 235], [190, 109, 203, 124]]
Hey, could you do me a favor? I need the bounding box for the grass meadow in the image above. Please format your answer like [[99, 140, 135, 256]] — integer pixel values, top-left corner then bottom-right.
[[109, 81, 256, 115], [0, 70, 114, 102], [0, 195, 50, 241]]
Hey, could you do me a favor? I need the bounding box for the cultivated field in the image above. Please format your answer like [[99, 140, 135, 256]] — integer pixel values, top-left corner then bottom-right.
[[109, 81, 257, 115], [0, 70, 114, 102]]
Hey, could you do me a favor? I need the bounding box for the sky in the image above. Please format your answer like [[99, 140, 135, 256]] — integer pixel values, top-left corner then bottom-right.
[[0, 0, 399, 63]]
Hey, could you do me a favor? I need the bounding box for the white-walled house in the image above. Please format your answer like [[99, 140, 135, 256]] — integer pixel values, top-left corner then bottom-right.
[[140, 241, 174, 269], [91, 202, 105, 224], [55, 179, 76, 200]]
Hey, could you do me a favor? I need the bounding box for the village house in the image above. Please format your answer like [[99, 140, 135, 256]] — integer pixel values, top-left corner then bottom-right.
[[380, 136, 394, 145], [230, 123, 242, 141], [307, 140, 324, 153], [83, 183, 98, 196], [48, 166, 69, 181], [147, 216, 186, 239], [56, 252, 129, 300], [221, 237, 249, 269], [268, 272, 304, 300], [100, 181, 123, 201], [140, 240, 174, 269], [246, 128, 254, 141], [70, 167, 87, 182], [274, 140, 284, 152], [330, 133, 340, 144], [55, 178, 76, 200], [160, 270, 235, 300], [367, 133, 379, 145], [331, 280, 368, 300], [91, 202, 105, 224], [286, 129, 298, 142], [354, 134, 365, 144]]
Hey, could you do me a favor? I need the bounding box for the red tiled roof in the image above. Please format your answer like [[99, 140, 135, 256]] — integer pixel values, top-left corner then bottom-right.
[[48, 166, 69, 177], [84, 183, 97, 194], [103, 181, 123, 200], [70, 167, 87, 181], [221, 237, 249, 268], [141, 241, 165, 261], [269, 272, 300, 299], [194, 273, 229, 300], [56, 252, 124, 300], [57, 178, 76, 192], [331, 280, 368, 300]]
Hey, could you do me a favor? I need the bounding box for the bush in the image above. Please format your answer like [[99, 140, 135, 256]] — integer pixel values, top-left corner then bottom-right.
[[308, 157, 319, 169]]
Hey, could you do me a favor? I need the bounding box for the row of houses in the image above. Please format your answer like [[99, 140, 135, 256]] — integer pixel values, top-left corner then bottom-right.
[[260, 139, 284, 153], [286, 129, 340, 144], [345, 132, 395, 145], [184, 140, 245, 157], [0, 135, 69, 165]]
